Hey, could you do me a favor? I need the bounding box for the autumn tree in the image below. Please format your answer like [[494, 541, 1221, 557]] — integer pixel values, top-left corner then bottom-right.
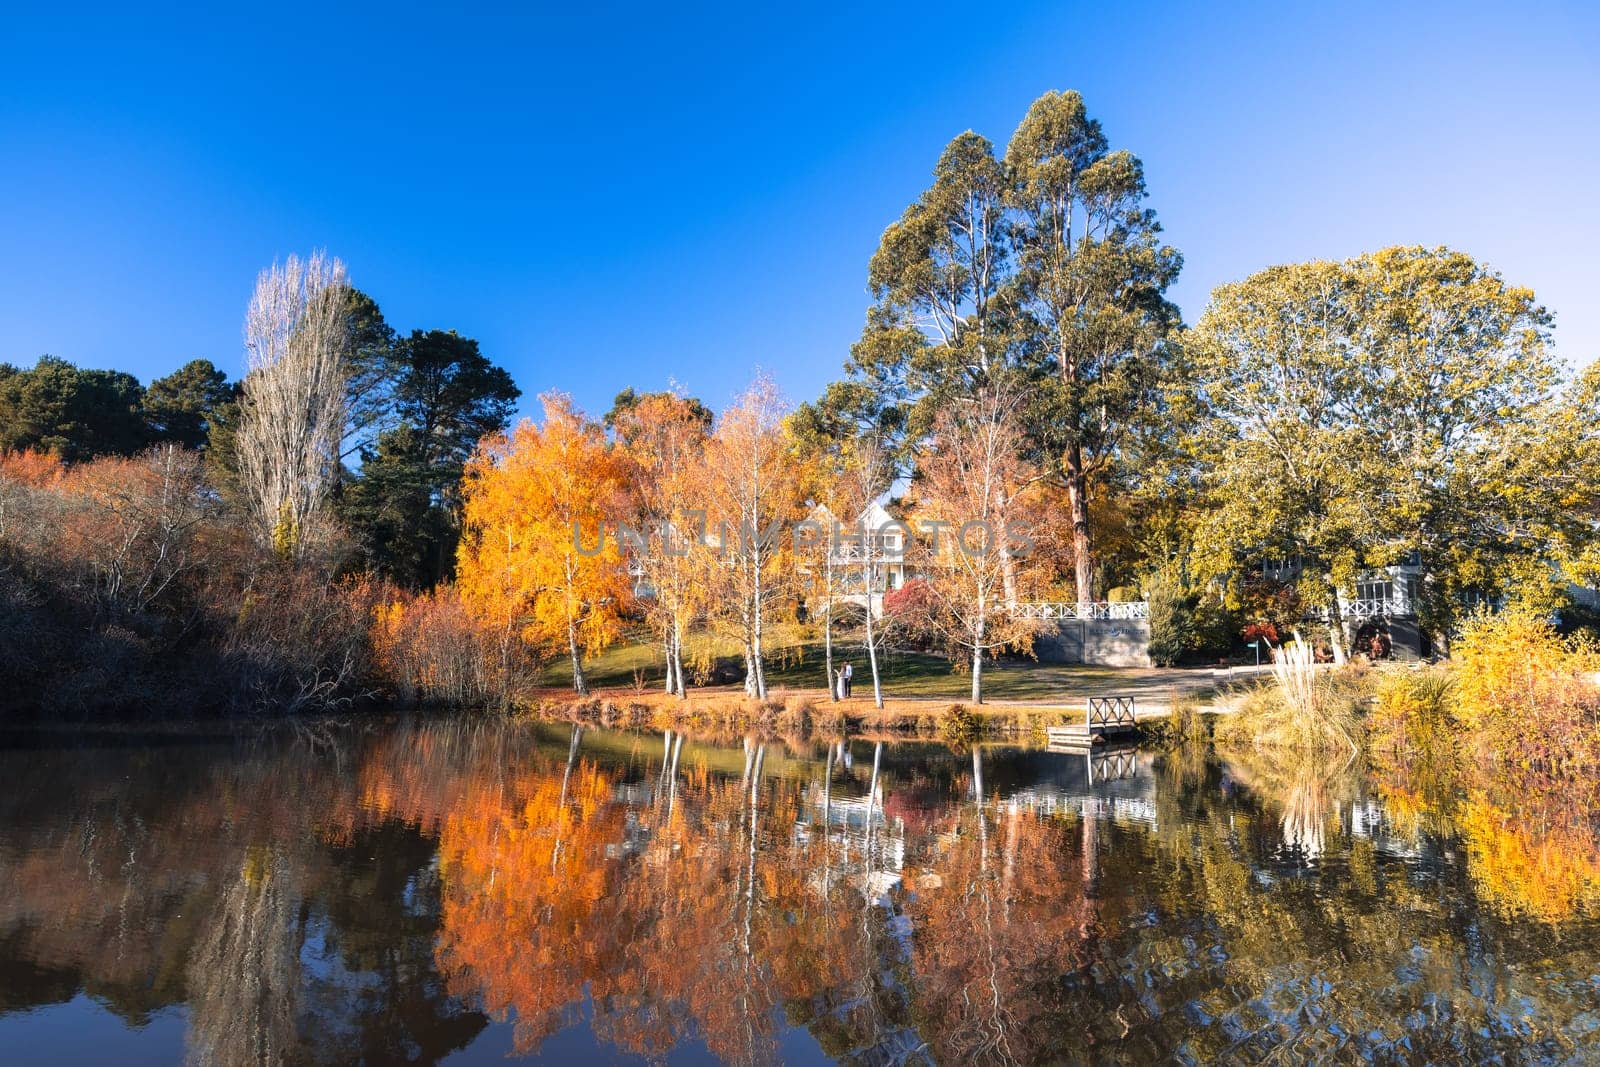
[[697, 375, 805, 699], [908, 390, 1043, 702], [456, 393, 631, 695], [609, 388, 712, 697], [1187, 246, 1587, 647]]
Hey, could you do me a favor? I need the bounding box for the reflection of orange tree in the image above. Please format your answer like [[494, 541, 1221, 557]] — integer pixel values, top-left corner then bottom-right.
[[1371, 752, 1600, 924], [423, 736, 897, 1065], [433, 761, 627, 1053], [1458, 795, 1600, 922], [904, 799, 1093, 1064]]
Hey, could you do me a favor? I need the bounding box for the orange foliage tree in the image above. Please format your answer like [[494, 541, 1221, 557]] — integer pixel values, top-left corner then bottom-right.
[[456, 393, 633, 694]]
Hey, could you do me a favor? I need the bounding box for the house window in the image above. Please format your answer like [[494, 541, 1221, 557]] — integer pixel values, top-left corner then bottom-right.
[[1357, 579, 1393, 604]]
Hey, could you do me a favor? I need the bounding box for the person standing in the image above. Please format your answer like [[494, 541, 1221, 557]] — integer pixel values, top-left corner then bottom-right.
[[842, 662, 853, 698]]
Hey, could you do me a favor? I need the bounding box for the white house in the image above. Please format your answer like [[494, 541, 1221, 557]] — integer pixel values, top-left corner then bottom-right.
[[804, 501, 909, 618]]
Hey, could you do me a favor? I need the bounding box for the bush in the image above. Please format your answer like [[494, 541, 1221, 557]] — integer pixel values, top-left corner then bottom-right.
[[1450, 607, 1600, 766], [940, 702, 980, 744], [1146, 570, 1233, 666], [370, 586, 510, 708], [1369, 667, 1455, 758]]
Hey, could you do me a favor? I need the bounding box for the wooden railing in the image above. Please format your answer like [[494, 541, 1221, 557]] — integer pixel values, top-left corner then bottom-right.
[[1304, 595, 1415, 619], [1087, 696, 1137, 732]]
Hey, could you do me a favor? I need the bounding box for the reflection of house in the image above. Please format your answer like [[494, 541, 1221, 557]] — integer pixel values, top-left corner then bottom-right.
[[804, 502, 909, 618], [794, 788, 907, 893]]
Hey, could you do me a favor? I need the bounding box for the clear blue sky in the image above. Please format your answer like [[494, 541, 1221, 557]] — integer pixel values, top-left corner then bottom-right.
[[3, 2, 1596, 418]]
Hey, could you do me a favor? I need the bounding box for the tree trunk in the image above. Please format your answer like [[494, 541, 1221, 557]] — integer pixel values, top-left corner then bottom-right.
[[752, 585, 767, 700], [664, 631, 675, 693], [1326, 579, 1349, 665], [972, 614, 985, 705], [568, 618, 588, 695], [1065, 442, 1093, 604], [824, 559, 837, 702], [743, 637, 758, 697], [671, 617, 687, 698], [862, 557, 884, 709]]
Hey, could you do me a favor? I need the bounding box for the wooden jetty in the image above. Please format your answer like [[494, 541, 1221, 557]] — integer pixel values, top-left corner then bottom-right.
[[1045, 696, 1138, 751]]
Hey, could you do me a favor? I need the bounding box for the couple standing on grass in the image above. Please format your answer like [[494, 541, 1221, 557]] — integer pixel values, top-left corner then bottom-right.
[[834, 662, 854, 700]]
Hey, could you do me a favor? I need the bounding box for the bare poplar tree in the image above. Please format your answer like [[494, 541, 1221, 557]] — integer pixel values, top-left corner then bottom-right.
[[236, 252, 352, 559]]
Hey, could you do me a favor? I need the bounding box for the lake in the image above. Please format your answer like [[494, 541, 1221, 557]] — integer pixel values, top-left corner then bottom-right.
[[2, 716, 1599, 1064]]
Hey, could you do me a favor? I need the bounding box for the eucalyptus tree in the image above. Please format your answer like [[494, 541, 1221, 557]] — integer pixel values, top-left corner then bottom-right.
[[804, 91, 1182, 602], [1004, 90, 1183, 604], [799, 129, 1019, 475]]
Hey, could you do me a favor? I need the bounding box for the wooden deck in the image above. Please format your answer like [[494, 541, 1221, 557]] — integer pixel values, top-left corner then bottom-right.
[[1045, 696, 1138, 750]]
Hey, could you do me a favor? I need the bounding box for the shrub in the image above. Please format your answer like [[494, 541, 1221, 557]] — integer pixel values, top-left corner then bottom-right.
[[371, 586, 511, 708], [1147, 569, 1233, 666], [1146, 571, 1194, 668], [940, 702, 980, 744], [882, 577, 940, 651], [1369, 668, 1455, 758], [1450, 607, 1600, 766]]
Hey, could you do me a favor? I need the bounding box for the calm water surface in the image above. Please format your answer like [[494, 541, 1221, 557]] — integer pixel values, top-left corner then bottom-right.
[[2, 717, 1600, 1064]]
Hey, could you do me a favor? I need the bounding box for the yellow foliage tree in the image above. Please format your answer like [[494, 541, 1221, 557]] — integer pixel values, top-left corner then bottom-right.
[[610, 390, 711, 698], [457, 393, 632, 694]]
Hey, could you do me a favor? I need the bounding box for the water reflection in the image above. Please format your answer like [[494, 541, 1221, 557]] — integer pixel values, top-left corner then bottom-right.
[[2, 720, 1600, 1063]]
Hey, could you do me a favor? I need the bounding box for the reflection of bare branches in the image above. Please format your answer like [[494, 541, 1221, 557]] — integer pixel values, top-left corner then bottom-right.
[[185, 847, 302, 1067], [960, 747, 1018, 1066]]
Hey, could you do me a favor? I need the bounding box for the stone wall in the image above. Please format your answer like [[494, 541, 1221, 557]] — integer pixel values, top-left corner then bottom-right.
[[1035, 618, 1152, 669]]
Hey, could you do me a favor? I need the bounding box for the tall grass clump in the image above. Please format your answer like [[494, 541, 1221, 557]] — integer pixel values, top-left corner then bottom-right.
[[1217, 631, 1363, 753]]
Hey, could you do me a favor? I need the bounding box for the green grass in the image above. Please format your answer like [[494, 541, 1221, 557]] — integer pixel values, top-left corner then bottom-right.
[[543, 629, 1212, 704]]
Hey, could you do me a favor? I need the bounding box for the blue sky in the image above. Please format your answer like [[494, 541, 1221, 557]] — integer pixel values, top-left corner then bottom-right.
[[3, 2, 1596, 418]]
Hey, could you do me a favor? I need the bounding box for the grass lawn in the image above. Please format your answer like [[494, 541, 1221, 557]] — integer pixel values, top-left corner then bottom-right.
[[541, 630, 1224, 708]]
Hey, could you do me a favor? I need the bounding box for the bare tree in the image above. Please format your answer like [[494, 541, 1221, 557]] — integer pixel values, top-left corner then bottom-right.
[[235, 252, 352, 560]]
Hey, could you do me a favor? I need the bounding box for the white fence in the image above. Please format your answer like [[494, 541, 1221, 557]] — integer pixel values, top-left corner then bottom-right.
[[1007, 600, 1150, 621], [1305, 596, 1416, 619]]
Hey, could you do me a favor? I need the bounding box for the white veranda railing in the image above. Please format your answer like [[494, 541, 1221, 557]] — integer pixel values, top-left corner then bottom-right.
[[1007, 601, 1150, 621]]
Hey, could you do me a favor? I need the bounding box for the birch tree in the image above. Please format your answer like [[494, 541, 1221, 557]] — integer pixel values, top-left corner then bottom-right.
[[456, 394, 632, 695], [910, 390, 1042, 703], [698, 375, 803, 699], [612, 389, 712, 698], [235, 252, 353, 559]]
